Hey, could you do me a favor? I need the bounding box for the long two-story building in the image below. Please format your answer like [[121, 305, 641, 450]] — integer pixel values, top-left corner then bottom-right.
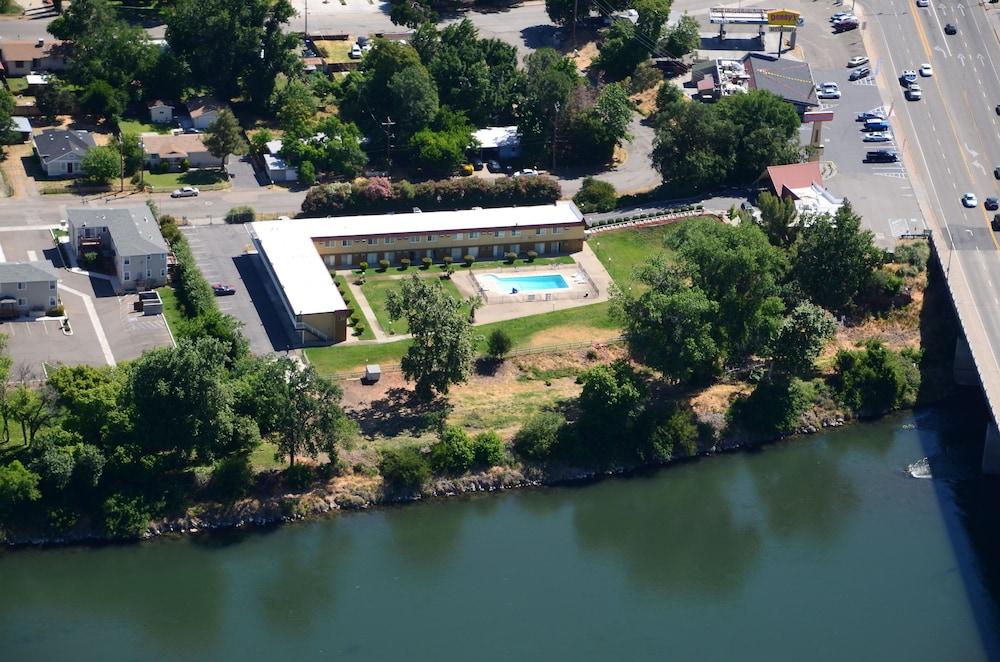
[[251, 201, 586, 345], [66, 206, 170, 291]]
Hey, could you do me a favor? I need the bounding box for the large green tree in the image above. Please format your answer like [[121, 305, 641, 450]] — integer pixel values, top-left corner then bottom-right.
[[0, 88, 13, 150], [273, 79, 319, 135], [660, 13, 700, 57], [47, 364, 128, 449], [770, 302, 836, 378], [519, 48, 581, 162], [386, 275, 475, 400], [793, 202, 884, 310], [81, 146, 122, 185], [203, 109, 247, 172], [408, 107, 474, 176], [594, 0, 672, 80], [757, 190, 799, 247], [280, 115, 368, 178], [166, 0, 300, 107], [337, 40, 423, 137], [388, 64, 440, 140]]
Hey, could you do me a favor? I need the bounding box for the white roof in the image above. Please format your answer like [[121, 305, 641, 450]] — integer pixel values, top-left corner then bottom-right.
[[263, 153, 292, 171], [25, 74, 49, 85], [472, 126, 520, 150], [10, 116, 31, 133], [265, 139, 283, 155], [251, 202, 582, 316], [790, 184, 844, 216]]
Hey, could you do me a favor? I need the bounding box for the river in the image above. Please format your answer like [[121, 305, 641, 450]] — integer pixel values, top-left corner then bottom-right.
[[2, 399, 1000, 661]]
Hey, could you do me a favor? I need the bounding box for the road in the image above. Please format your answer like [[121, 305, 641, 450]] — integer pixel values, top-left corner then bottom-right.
[[858, 0, 1000, 463]]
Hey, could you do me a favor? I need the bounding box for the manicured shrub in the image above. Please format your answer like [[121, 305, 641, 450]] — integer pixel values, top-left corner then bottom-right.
[[526, 250, 538, 262], [430, 426, 475, 474], [210, 455, 254, 502], [421, 257, 433, 269], [487, 328, 513, 360], [400, 258, 411, 270], [378, 259, 390, 271], [442, 255, 454, 266], [504, 251, 517, 264], [379, 446, 431, 490], [472, 431, 505, 467], [358, 261, 368, 273], [224, 206, 256, 224], [354, 324, 366, 335], [463, 255, 475, 267]]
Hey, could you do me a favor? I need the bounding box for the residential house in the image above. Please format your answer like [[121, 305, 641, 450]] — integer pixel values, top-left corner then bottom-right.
[[32, 128, 96, 177], [148, 100, 175, 124], [67, 206, 170, 290], [185, 96, 227, 130], [0, 261, 60, 319], [762, 161, 842, 216], [263, 139, 297, 182], [0, 39, 69, 77], [251, 201, 586, 344], [472, 126, 521, 162], [142, 133, 223, 170]]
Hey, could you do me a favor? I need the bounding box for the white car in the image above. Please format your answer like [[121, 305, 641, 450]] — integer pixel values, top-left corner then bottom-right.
[[820, 81, 840, 90], [901, 70, 918, 84], [831, 11, 851, 20], [818, 87, 842, 99], [863, 131, 893, 142], [847, 55, 869, 67], [513, 169, 540, 178], [170, 186, 200, 198], [917, 0, 929, 6], [349, 44, 362, 59], [919, 63, 933, 76], [962, 193, 978, 208], [906, 84, 923, 100]]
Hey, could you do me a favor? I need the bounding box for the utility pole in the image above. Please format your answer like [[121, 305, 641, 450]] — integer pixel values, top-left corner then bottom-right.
[[119, 137, 125, 193], [551, 102, 559, 172], [304, 0, 309, 38], [381, 116, 396, 172], [572, 0, 578, 49]]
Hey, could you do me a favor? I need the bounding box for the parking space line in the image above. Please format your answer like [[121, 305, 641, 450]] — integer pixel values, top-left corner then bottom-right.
[[58, 284, 116, 366]]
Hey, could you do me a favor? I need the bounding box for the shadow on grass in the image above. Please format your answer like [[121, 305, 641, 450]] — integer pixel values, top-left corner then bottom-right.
[[350, 387, 445, 439]]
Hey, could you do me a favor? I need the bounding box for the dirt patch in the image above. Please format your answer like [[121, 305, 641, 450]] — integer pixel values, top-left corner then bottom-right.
[[0, 143, 33, 197], [630, 81, 662, 116], [570, 41, 599, 70], [689, 382, 751, 419], [523, 325, 621, 348]]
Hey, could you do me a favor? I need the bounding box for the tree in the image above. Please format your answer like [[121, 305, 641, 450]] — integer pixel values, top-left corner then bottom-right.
[[203, 109, 247, 172], [519, 48, 581, 161], [273, 79, 318, 135], [47, 364, 127, 448], [486, 329, 513, 361], [0, 334, 12, 444], [299, 161, 316, 186], [793, 202, 884, 310], [408, 108, 473, 176], [166, 0, 300, 107], [35, 77, 75, 120], [834, 340, 919, 417], [770, 302, 836, 378], [573, 177, 617, 213], [545, 0, 630, 27], [0, 461, 41, 519], [660, 14, 700, 58], [379, 445, 431, 490], [0, 88, 13, 150], [386, 275, 475, 399], [567, 83, 634, 163], [594, 0, 672, 80], [613, 257, 723, 383], [248, 129, 273, 158], [272, 362, 352, 467], [388, 64, 440, 140], [81, 146, 121, 185], [430, 426, 475, 474], [389, 0, 436, 28], [655, 81, 685, 118], [513, 411, 566, 461], [757, 190, 799, 247], [114, 131, 143, 177], [574, 360, 647, 461], [79, 79, 126, 121]]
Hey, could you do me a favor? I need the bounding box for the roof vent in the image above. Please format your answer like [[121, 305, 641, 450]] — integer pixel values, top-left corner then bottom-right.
[[36, 39, 44, 47]]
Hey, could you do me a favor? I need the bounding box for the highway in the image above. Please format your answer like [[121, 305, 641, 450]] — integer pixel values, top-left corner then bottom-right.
[[860, 0, 1000, 465]]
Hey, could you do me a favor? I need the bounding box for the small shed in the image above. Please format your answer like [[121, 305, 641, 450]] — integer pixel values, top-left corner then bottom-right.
[[9, 116, 31, 142], [148, 100, 175, 124], [264, 153, 298, 183], [363, 364, 381, 384], [472, 126, 522, 161]]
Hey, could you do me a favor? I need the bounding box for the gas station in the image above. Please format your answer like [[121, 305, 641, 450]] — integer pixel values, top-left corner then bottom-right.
[[708, 7, 803, 53]]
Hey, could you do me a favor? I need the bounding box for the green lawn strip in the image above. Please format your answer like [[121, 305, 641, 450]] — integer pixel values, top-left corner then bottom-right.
[[306, 301, 617, 375], [360, 274, 467, 336], [156, 285, 185, 337], [143, 169, 229, 189], [588, 221, 689, 287], [249, 440, 286, 472], [335, 274, 375, 340], [118, 119, 174, 135], [6, 77, 28, 93]]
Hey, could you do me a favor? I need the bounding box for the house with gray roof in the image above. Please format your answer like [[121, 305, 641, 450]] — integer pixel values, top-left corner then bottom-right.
[[0, 261, 60, 319], [66, 206, 170, 290], [32, 128, 97, 177]]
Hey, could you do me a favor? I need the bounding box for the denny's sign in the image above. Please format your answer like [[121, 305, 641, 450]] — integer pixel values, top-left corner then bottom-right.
[[767, 9, 800, 26]]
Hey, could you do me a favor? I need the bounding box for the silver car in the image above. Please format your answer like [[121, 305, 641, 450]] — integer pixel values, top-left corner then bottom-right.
[[171, 186, 200, 198]]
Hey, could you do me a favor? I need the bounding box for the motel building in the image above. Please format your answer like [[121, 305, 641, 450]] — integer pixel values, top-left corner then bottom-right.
[[251, 201, 587, 345]]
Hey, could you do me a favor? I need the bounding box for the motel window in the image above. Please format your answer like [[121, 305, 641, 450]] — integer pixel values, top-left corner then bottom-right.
[[50, 281, 56, 290], [17, 282, 24, 290], [368, 239, 377, 245], [17, 298, 25, 306], [409, 236, 420, 243], [49, 297, 56, 307], [341, 240, 351, 247], [535, 228, 546, 236], [124, 271, 131, 281], [553, 227, 562, 234], [427, 235, 436, 242], [384, 237, 394, 245], [469, 232, 480, 239], [455, 233, 464, 240], [494, 230, 505, 238], [511, 230, 521, 237], [15, 61, 24, 68], [324, 240, 333, 247], [123, 257, 130, 265]]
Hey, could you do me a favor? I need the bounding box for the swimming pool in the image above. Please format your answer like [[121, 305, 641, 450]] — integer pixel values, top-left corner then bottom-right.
[[479, 273, 570, 293]]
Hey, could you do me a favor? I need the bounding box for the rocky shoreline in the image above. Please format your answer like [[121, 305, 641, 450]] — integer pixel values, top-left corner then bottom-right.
[[2, 413, 851, 548]]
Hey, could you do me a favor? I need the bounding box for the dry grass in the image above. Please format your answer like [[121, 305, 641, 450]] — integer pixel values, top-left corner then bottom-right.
[[522, 325, 620, 347], [631, 81, 662, 116], [689, 382, 752, 420], [570, 41, 599, 70]]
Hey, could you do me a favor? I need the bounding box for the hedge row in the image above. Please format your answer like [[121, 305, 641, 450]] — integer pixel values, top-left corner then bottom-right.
[[160, 215, 217, 319], [301, 175, 562, 217], [588, 204, 704, 228]]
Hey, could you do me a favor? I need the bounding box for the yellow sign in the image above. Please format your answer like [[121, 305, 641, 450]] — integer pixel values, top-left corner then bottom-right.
[[767, 9, 800, 26]]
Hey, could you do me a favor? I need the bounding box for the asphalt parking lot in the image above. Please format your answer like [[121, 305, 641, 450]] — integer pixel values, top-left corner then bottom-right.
[[797, 0, 927, 247], [0, 229, 173, 376], [181, 223, 292, 354]]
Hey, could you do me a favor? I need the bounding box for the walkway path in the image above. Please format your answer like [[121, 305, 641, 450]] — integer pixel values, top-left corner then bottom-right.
[[344, 277, 390, 341]]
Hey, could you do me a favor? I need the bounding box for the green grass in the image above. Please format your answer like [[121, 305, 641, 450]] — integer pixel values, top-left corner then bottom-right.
[[6, 77, 28, 93], [335, 275, 375, 340], [118, 119, 173, 135], [313, 39, 355, 64], [156, 286, 185, 337], [143, 169, 229, 189], [360, 274, 467, 336], [1, 1, 22, 16], [250, 440, 286, 472], [588, 222, 687, 287]]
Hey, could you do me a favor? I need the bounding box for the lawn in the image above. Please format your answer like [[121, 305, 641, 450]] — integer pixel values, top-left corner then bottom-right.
[[360, 274, 467, 336], [118, 119, 173, 135], [157, 285, 185, 337], [334, 274, 375, 340], [313, 39, 354, 64], [143, 169, 230, 190], [588, 221, 687, 287], [6, 77, 28, 93], [250, 440, 286, 472]]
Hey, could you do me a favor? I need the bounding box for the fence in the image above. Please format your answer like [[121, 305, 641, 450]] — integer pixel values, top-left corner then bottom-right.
[[327, 336, 625, 381], [586, 208, 713, 235]]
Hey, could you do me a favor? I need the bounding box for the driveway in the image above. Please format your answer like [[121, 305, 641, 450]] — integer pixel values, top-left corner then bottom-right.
[[554, 114, 660, 197], [226, 155, 267, 191]]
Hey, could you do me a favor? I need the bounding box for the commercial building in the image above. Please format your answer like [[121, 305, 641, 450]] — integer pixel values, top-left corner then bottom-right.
[[251, 201, 586, 345], [66, 206, 170, 290], [0, 261, 60, 319], [762, 161, 843, 215], [694, 53, 818, 113]]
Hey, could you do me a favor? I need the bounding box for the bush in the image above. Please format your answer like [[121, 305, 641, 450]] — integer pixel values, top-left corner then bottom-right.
[[299, 160, 317, 186], [572, 177, 618, 214], [46, 305, 64, 317], [210, 455, 254, 502], [867, 268, 905, 298], [358, 261, 368, 273], [834, 340, 920, 417], [472, 431, 505, 467], [504, 251, 517, 264], [893, 241, 930, 272], [378, 258, 390, 271], [526, 250, 538, 262], [513, 411, 566, 462], [731, 377, 814, 435], [102, 494, 150, 540], [641, 403, 700, 461], [379, 446, 431, 491], [400, 258, 411, 270], [430, 426, 475, 474], [628, 61, 663, 93], [283, 463, 314, 491], [225, 206, 256, 224], [463, 255, 475, 267], [443, 255, 454, 266], [354, 324, 366, 335], [421, 257, 433, 269], [180, 159, 190, 172], [487, 328, 513, 360]]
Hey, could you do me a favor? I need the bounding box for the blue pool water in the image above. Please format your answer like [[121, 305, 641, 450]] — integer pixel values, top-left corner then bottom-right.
[[480, 273, 570, 292]]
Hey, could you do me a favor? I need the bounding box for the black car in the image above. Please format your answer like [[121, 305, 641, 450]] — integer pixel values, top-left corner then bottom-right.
[[849, 66, 871, 81], [986, 197, 1000, 211], [357, 36, 370, 47], [834, 20, 858, 32], [945, 23, 957, 34], [866, 150, 899, 163], [487, 159, 504, 173], [212, 284, 236, 296], [993, 214, 1000, 231], [470, 157, 484, 171], [857, 111, 885, 122], [994, 166, 1000, 179], [996, 104, 1000, 115]]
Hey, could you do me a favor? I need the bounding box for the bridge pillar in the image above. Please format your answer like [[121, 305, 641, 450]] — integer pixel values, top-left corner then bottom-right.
[[953, 335, 979, 386], [983, 423, 1000, 475]]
